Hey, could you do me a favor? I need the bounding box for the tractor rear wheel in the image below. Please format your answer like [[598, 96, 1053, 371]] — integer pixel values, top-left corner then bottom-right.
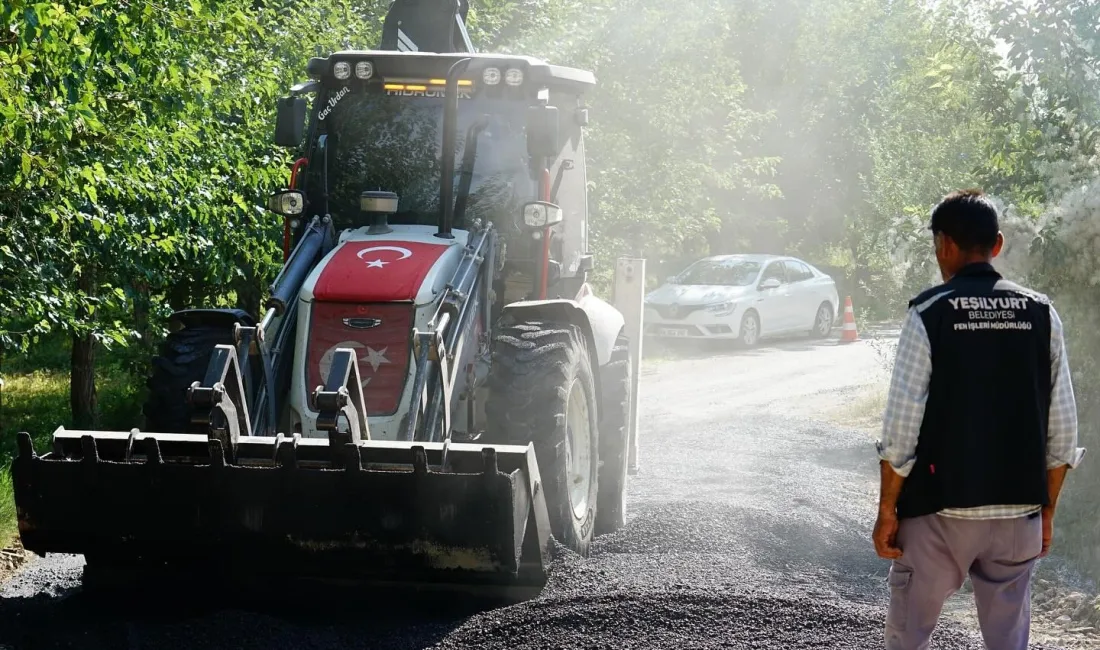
[[142, 324, 235, 433], [484, 321, 600, 556], [595, 332, 631, 535]]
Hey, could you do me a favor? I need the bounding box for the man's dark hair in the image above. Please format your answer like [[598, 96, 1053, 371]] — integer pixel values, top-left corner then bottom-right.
[[929, 188, 1000, 253]]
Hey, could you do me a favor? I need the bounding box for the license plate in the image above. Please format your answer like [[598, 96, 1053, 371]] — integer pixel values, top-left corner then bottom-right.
[[659, 327, 690, 337]]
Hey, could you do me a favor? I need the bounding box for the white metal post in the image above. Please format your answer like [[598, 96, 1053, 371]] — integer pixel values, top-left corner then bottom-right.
[[614, 257, 645, 474]]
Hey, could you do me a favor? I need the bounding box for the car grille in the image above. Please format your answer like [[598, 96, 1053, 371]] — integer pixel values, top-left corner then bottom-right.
[[650, 303, 705, 320]]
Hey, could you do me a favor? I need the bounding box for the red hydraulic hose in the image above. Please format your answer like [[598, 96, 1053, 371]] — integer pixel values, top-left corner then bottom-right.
[[538, 168, 552, 300], [284, 157, 309, 262]]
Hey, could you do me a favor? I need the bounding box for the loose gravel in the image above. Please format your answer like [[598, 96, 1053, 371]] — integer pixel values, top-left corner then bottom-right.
[[0, 340, 1086, 649]]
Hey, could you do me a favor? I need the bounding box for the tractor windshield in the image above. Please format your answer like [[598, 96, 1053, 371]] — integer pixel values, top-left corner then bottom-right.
[[308, 87, 533, 232]]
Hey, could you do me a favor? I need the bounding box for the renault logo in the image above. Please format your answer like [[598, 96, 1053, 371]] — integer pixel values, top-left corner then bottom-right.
[[669, 304, 679, 318], [343, 317, 382, 330]]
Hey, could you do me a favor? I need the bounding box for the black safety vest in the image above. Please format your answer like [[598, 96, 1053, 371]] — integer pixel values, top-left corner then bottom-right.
[[895, 262, 1051, 520]]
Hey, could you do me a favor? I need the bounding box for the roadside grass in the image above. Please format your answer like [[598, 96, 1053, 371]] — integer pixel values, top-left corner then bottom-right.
[[0, 470, 14, 544], [823, 332, 896, 433], [830, 383, 888, 432], [1, 352, 144, 549]]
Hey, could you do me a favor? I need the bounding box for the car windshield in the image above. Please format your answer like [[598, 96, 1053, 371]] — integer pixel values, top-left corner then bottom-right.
[[307, 87, 533, 232], [675, 259, 761, 286]]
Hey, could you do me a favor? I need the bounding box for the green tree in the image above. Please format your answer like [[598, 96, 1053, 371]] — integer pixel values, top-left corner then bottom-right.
[[0, 0, 385, 424]]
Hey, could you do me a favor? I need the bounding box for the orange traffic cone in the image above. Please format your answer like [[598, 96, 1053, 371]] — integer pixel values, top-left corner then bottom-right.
[[840, 296, 859, 343]]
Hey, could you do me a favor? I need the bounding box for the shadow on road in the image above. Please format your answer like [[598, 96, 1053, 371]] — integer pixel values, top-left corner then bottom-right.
[[0, 577, 494, 650]]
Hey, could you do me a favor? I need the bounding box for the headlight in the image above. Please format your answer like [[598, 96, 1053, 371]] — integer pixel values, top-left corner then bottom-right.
[[268, 189, 305, 216], [483, 67, 501, 85], [705, 301, 738, 316], [354, 61, 374, 80], [332, 61, 351, 80], [504, 68, 524, 86], [522, 201, 563, 228]]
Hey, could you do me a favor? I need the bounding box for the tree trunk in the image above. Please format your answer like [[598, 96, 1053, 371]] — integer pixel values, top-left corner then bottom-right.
[[167, 282, 189, 313], [133, 279, 151, 345], [71, 266, 98, 429], [0, 337, 6, 435], [70, 331, 97, 429], [233, 264, 262, 320], [128, 278, 155, 379]]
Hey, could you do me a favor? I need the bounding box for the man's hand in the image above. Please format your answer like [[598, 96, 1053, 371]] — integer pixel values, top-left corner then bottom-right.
[[1040, 466, 1069, 559], [1040, 506, 1054, 558], [875, 461, 906, 559], [873, 509, 903, 559]]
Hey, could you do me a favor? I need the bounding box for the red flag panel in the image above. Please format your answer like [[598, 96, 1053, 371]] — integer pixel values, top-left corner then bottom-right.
[[313, 240, 453, 303], [306, 302, 414, 416]]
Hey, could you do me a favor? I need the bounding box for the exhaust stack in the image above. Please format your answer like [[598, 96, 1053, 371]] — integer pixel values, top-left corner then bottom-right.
[[379, 0, 474, 54]]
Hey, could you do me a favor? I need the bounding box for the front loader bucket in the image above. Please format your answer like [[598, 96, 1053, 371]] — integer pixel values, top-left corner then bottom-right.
[[11, 429, 552, 599]]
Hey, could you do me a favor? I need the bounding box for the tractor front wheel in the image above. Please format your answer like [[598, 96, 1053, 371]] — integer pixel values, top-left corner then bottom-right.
[[484, 321, 600, 556]]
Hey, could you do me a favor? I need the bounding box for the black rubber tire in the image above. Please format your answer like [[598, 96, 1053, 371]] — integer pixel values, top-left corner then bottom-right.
[[595, 332, 631, 535], [142, 325, 236, 433], [810, 301, 833, 339], [484, 321, 600, 556]]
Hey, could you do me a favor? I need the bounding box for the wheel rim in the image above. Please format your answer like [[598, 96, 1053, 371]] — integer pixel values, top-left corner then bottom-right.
[[564, 378, 593, 521], [816, 306, 831, 335], [743, 314, 759, 345]]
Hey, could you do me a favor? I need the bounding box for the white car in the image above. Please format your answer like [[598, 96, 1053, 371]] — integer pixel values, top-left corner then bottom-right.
[[643, 254, 840, 346]]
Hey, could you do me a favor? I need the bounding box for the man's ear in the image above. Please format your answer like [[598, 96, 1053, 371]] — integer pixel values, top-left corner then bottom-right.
[[936, 232, 956, 258], [991, 232, 1005, 258]]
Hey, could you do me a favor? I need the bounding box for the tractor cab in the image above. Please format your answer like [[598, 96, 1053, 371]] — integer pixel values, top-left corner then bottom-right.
[[271, 51, 596, 302]]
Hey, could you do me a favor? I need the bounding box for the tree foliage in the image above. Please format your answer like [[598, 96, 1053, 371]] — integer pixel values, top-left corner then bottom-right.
[[0, 0, 396, 421]]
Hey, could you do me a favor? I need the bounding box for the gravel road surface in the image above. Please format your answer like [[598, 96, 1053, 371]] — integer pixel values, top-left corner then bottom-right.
[[0, 332, 1082, 649]]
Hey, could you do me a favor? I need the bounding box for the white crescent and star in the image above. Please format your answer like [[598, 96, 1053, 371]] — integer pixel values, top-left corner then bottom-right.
[[362, 346, 390, 372], [319, 342, 392, 388], [357, 245, 413, 269]]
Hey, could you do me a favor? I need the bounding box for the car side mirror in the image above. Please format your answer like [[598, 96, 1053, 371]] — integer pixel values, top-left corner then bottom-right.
[[527, 105, 560, 158], [759, 278, 781, 290], [274, 96, 307, 147]]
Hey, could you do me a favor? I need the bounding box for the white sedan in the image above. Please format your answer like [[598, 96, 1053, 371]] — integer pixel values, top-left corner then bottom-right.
[[643, 254, 840, 346]]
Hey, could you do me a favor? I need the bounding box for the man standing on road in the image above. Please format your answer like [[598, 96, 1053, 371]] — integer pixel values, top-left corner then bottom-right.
[[872, 189, 1085, 649]]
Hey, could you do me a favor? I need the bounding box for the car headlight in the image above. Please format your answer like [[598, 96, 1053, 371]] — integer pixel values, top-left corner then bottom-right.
[[705, 301, 738, 316]]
